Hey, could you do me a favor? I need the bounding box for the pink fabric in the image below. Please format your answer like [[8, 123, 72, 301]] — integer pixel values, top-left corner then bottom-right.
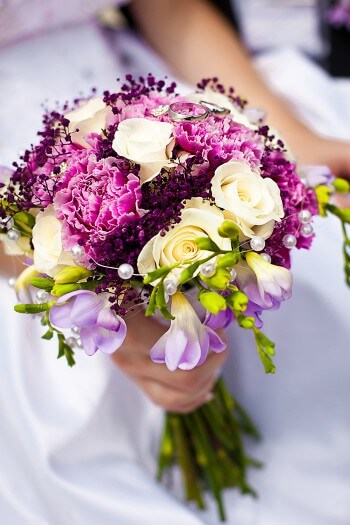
[[0, 0, 126, 48]]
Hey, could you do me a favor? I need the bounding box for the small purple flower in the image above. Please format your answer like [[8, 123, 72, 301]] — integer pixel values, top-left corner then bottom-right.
[[151, 292, 226, 371], [204, 307, 234, 331], [298, 165, 334, 188], [50, 290, 126, 356]]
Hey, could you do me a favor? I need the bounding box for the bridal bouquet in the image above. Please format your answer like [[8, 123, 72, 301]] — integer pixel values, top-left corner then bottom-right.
[[1, 75, 349, 521]]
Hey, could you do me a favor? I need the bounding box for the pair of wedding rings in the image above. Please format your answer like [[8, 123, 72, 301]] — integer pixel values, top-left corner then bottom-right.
[[168, 101, 230, 122]]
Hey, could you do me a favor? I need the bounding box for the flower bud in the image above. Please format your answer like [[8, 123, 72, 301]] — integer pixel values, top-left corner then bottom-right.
[[201, 267, 231, 289], [54, 266, 92, 284], [218, 220, 240, 240], [51, 283, 82, 297], [199, 291, 226, 315], [227, 291, 248, 312], [237, 314, 255, 329], [333, 177, 350, 194]]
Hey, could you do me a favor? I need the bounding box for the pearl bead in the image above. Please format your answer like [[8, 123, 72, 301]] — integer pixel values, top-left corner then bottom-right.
[[298, 209, 312, 224], [164, 278, 177, 296], [260, 253, 271, 263], [75, 338, 83, 349], [300, 223, 314, 237], [70, 244, 85, 259], [229, 268, 237, 281], [282, 234, 297, 249], [8, 277, 16, 288], [35, 290, 49, 303], [66, 337, 77, 348], [3, 217, 14, 230], [200, 262, 216, 278], [250, 236, 265, 252], [117, 263, 134, 280], [71, 327, 80, 335], [7, 229, 20, 242]]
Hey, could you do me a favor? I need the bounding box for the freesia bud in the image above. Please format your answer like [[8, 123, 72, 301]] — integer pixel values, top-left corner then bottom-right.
[[199, 291, 227, 315], [201, 267, 231, 289], [218, 220, 240, 240], [54, 266, 92, 284]]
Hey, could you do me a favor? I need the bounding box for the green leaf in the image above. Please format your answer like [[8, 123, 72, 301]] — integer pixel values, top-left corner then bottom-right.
[[326, 204, 350, 223], [178, 260, 203, 285], [42, 329, 54, 340], [30, 277, 55, 292], [143, 265, 174, 285], [145, 285, 158, 317], [57, 333, 76, 367], [156, 280, 174, 320], [195, 237, 222, 253], [13, 211, 36, 234], [253, 326, 276, 374]]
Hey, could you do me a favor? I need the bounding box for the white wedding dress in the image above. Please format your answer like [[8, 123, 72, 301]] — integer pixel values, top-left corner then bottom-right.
[[0, 2, 349, 524]]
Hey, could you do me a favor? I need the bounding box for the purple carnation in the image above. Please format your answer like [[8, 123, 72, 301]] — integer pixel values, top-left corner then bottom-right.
[[54, 149, 142, 264], [174, 114, 264, 171]]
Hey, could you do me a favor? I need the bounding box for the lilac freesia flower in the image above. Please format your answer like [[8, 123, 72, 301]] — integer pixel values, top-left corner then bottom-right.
[[236, 254, 292, 310], [151, 292, 226, 371], [205, 307, 234, 331], [298, 165, 334, 188], [50, 290, 126, 356]]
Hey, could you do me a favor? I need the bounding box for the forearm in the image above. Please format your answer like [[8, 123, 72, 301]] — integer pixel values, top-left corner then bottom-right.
[[129, 0, 315, 154]]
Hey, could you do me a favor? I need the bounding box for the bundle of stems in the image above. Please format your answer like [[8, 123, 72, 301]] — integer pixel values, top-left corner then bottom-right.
[[157, 377, 261, 521]]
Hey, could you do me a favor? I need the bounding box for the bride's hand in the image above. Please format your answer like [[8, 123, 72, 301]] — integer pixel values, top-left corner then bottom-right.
[[294, 133, 350, 181], [111, 308, 227, 414]]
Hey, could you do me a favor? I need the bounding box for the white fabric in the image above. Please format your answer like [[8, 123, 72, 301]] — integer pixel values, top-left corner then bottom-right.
[[234, 0, 325, 58], [0, 14, 349, 525]]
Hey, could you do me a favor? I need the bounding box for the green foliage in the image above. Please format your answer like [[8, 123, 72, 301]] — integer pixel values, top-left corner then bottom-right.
[[13, 211, 36, 235], [253, 326, 276, 374], [57, 333, 76, 367], [195, 236, 222, 253], [143, 264, 178, 285]]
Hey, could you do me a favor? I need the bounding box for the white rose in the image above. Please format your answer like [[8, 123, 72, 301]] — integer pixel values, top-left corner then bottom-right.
[[211, 160, 284, 239], [185, 88, 253, 128], [32, 205, 75, 277], [65, 97, 109, 148], [137, 197, 231, 274], [112, 118, 174, 184]]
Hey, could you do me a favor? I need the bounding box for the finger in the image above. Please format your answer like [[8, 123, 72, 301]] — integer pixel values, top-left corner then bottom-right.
[[135, 375, 217, 414], [118, 347, 228, 394]]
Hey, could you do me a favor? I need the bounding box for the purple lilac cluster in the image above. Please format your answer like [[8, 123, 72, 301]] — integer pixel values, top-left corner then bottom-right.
[[262, 149, 319, 269]]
